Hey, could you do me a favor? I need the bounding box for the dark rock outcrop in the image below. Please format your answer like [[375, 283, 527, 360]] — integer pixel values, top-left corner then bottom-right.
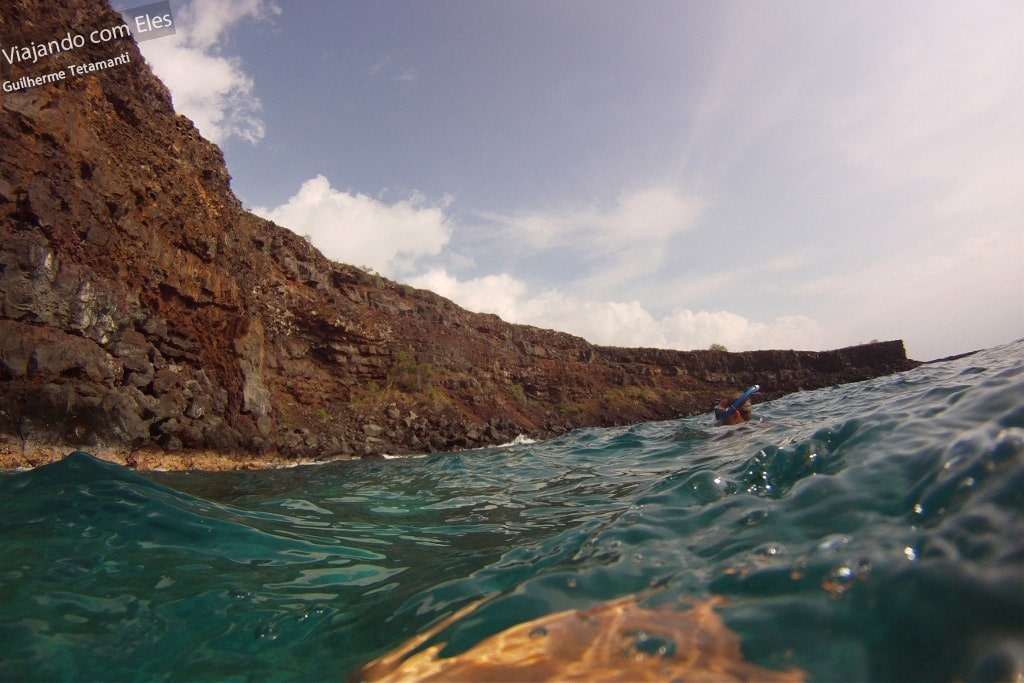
[[0, 0, 919, 469]]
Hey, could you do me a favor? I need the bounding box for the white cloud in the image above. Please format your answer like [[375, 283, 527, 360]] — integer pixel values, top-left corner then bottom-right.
[[252, 175, 453, 277], [396, 68, 418, 83], [409, 179, 822, 351], [474, 184, 704, 298], [659, 309, 824, 353], [135, 0, 280, 144], [408, 267, 823, 351], [178, 0, 279, 51], [409, 268, 527, 317], [479, 185, 701, 253]]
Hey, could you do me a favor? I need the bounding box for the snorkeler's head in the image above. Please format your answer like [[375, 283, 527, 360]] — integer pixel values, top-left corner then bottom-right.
[[714, 385, 759, 425]]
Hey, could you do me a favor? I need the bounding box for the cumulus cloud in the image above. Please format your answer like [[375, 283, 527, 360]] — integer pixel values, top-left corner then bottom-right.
[[409, 267, 823, 351], [133, 0, 280, 144], [408, 178, 821, 351], [252, 175, 453, 277], [406, 268, 527, 317], [658, 309, 824, 353]]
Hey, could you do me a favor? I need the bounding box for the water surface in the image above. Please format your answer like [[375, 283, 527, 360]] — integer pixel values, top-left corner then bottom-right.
[[2, 340, 1023, 681]]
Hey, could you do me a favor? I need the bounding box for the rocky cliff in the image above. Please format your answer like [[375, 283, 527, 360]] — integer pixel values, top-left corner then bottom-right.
[[0, 0, 919, 469]]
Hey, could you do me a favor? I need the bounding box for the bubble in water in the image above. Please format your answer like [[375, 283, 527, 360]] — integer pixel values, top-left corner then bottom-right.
[[624, 630, 676, 660], [817, 535, 851, 553], [755, 543, 785, 557], [822, 564, 856, 597]]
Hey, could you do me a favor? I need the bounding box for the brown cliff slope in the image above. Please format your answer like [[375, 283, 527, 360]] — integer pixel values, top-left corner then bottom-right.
[[0, 0, 919, 469]]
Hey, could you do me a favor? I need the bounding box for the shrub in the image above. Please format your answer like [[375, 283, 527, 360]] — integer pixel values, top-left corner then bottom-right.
[[388, 352, 434, 393]]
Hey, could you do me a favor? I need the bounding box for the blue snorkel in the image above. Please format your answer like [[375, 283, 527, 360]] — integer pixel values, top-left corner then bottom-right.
[[714, 384, 760, 425]]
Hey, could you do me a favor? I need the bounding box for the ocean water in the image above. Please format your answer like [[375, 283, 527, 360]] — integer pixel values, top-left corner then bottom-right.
[[2, 340, 1023, 682]]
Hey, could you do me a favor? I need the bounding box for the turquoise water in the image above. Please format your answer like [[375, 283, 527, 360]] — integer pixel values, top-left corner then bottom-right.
[[2, 340, 1023, 681]]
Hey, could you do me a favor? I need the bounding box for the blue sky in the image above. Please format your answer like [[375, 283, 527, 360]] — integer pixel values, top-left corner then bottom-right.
[[121, 0, 1024, 360]]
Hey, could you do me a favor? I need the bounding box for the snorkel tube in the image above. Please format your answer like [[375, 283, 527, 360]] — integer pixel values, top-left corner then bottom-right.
[[715, 384, 760, 425]]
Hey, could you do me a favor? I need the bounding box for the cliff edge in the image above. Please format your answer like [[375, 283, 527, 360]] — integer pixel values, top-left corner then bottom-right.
[[0, 0, 919, 469]]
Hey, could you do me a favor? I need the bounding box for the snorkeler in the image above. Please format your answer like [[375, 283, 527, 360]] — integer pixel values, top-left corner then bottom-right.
[[714, 385, 759, 425]]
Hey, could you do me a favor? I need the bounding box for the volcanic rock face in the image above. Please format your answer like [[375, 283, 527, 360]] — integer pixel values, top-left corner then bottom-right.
[[0, 0, 919, 468]]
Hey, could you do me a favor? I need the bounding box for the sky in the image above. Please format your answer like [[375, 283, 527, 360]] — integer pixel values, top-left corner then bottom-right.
[[118, 0, 1024, 361]]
